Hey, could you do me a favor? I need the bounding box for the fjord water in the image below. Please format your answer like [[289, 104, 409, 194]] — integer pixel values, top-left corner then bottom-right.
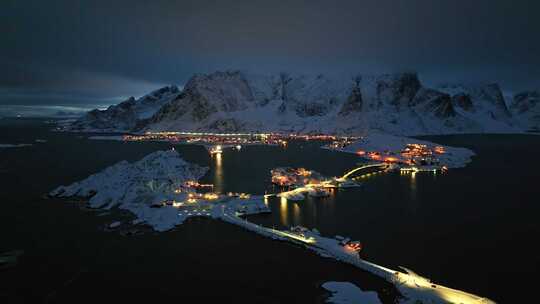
[[1, 118, 539, 303], [203, 132, 540, 303]]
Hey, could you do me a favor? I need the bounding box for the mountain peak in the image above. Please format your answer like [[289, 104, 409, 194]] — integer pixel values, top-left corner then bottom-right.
[[66, 70, 527, 135]]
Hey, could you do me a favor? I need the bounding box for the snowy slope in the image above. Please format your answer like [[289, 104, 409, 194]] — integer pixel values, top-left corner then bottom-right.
[[66, 71, 530, 135], [143, 71, 522, 135], [510, 90, 540, 131], [50, 150, 208, 231], [68, 85, 180, 132], [435, 83, 517, 133], [49, 149, 274, 231]]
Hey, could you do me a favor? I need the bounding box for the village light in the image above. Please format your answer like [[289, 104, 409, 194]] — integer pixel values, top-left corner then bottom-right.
[[203, 193, 219, 200]]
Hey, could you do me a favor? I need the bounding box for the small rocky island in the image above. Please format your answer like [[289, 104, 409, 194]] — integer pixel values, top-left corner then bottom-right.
[[49, 149, 269, 231]]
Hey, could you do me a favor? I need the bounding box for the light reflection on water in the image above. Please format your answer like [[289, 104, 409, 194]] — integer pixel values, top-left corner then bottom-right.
[[198, 138, 538, 302], [292, 203, 300, 225], [212, 152, 223, 193], [270, 192, 342, 229], [410, 171, 417, 201], [280, 196, 288, 226]]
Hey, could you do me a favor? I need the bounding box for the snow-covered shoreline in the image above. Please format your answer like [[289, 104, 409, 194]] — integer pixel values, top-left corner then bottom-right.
[[326, 131, 476, 169]]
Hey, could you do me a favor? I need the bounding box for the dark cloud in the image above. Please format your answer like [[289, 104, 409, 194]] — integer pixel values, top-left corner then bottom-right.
[[1, 0, 539, 105]]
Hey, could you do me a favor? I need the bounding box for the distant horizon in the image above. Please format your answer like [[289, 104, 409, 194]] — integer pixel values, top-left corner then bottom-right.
[[3, 1, 539, 108], [1, 69, 535, 110]]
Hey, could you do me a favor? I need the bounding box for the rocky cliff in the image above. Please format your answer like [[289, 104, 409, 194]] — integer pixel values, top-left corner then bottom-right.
[[68, 71, 526, 135]]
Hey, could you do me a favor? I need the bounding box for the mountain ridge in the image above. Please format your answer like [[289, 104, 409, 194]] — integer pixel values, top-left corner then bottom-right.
[[66, 70, 535, 135]]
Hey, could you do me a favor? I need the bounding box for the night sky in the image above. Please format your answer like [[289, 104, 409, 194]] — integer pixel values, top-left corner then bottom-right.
[[2, 0, 539, 107]]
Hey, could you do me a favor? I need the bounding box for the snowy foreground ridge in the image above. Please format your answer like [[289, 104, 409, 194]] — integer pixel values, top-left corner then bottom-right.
[[67, 70, 540, 135]]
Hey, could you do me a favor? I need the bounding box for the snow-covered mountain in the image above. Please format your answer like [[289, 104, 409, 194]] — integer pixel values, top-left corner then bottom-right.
[[50, 150, 208, 231], [510, 90, 540, 131], [69, 85, 180, 132], [66, 71, 530, 135]]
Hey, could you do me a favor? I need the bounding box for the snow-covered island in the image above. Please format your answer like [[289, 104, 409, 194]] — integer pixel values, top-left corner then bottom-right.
[[328, 131, 475, 169], [49, 149, 270, 231]]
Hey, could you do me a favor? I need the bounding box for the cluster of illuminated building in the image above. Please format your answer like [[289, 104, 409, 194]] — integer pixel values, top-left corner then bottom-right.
[[401, 143, 445, 158], [356, 143, 446, 165], [183, 180, 214, 189], [157, 179, 254, 208], [326, 137, 359, 149], [271, 167, 325, 187], [122, 131, 359, 150], [123, 133, 275, 145]]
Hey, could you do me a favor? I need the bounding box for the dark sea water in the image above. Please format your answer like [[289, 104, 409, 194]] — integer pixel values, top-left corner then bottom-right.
[[1, 118, 539, 303]]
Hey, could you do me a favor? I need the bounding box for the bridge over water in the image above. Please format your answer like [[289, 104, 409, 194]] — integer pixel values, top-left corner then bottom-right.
[[340, 163, 389, 179]]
